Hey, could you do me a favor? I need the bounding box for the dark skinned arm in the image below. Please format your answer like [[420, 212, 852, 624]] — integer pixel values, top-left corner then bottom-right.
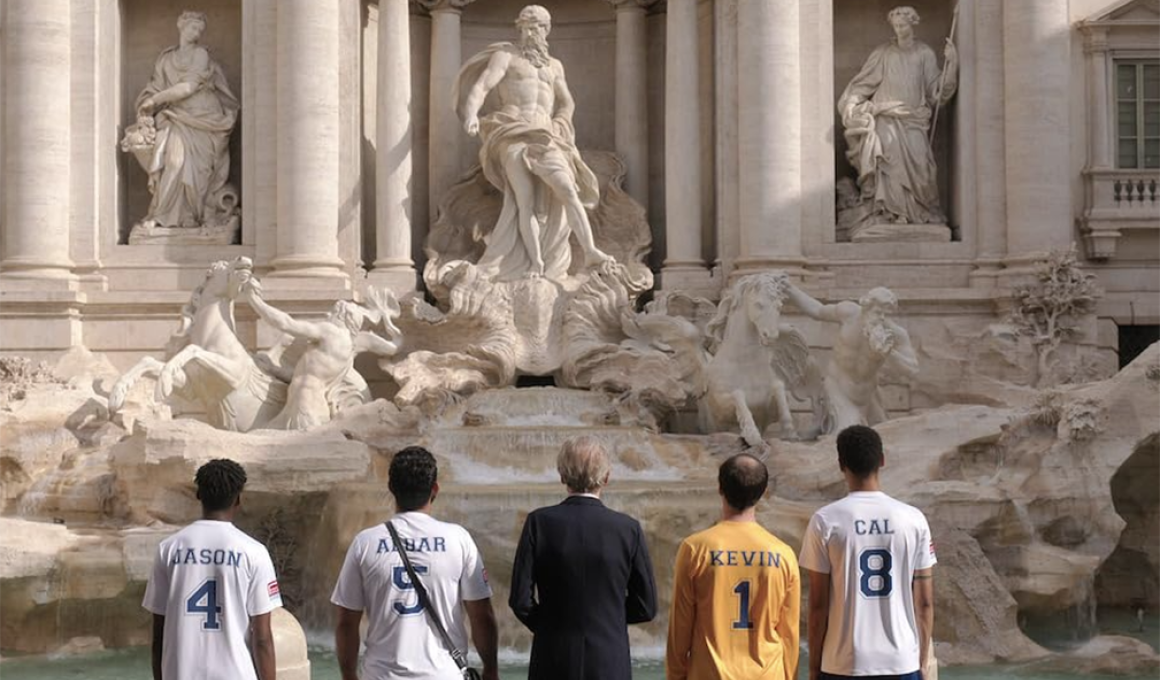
[[250, 612, 276, 680], [806, 569, 831, 680], [151, 614, 165, 680], [335, 605, 363, 680]]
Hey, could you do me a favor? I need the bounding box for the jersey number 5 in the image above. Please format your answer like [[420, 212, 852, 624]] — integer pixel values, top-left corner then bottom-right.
[[392, 565, 429, 616], [186, 579, 222, 631], [859, 548, 893, 598]]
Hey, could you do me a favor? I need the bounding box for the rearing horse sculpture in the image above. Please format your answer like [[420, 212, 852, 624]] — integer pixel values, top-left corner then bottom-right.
[[699, 272, 826, 446], [108, 257, 287, 431]]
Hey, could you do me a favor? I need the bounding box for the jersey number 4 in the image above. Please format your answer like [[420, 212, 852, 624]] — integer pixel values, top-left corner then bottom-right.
[[186, 579, 222, 631], [859, 548, 893, 598], [392, 565, 429, 616]]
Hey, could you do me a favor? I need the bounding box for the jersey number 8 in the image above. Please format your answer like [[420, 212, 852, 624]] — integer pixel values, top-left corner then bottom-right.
[[858, 548, 893, 598]]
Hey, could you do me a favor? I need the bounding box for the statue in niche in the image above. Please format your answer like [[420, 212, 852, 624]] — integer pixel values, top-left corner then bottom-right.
[[784, 283, 919, 433], [837, 6, 958, 242], [453, 4, 613, 281], [121, 10, 240, 245]]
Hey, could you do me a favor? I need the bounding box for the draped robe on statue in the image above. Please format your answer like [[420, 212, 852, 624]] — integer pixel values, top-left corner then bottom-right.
[[838, 40, 953, 227], [453, 43, 600, 282], [137, 45, 239, 229]]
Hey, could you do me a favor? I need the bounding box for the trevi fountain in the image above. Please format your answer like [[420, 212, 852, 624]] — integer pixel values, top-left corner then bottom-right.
[[0, 0, 1157, 678]]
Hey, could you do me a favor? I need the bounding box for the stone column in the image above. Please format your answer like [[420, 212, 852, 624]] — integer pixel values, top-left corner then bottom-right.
[[972, 0, 1007, 283], [422, 0, 474, 222], [371, 0, 417, 292], [1085, 27, 1112, 170], [735, 0, 802, 273], [661, 0, 711, 290], [607, 0, 652, 211], [1003, 0, 1073, 264], [1, 0, 75, 284], [273, 0, 346, 279]]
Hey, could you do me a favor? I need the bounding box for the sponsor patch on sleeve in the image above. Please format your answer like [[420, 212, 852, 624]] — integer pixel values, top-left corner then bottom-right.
[[268, 580, 281, 599]]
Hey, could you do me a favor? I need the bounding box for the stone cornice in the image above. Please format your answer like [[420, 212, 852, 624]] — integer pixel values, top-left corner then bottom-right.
[[603, 0, 662, 11], [412, 0, 476, 15]]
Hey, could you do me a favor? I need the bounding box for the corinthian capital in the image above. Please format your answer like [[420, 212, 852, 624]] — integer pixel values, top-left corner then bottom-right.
[[413, 0, 477, 14]]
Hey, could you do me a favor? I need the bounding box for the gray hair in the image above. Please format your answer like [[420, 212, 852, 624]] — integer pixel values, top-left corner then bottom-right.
[[516, 5, 551, 29], [557, 437, 611, 493], [887, 6, 920, 26], [177, 10, 208, 32]]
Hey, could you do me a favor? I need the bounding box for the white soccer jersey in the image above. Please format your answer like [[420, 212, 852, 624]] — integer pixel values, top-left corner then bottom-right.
[[142, 520, 283, 680], [799, 491, 936, 677], [331, 511, 493, 680]]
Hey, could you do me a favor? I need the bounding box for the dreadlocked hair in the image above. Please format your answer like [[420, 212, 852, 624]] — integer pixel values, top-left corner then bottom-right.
[[195, 459, 248, 512]]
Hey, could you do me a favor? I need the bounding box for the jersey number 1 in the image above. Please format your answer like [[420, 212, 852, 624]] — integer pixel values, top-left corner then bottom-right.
[[186, 579, 222, 630], [732, 580, 753, 630]]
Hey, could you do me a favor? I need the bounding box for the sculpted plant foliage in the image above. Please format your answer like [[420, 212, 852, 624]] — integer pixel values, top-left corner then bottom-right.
[[1007, 247, 1101, 387]]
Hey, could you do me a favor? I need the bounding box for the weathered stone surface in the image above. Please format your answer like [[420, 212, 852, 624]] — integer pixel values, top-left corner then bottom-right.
[[0, 518, 158, 653], [111, 418, 373, 523], [1022, 635, 1160, 676]]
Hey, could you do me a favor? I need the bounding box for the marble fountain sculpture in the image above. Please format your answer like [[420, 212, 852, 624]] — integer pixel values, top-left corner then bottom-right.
[[1, 5, 1157, 678], [836, 5, 958, 243], [120, 11, 241, 245]]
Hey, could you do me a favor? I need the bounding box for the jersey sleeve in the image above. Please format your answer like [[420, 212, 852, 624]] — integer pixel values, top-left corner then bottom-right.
[[459, 528, 493, 602], [914, 513, 937, 570], [141, 543, 170, 615], [665, 539, 696, 680], [331, 536, 368, 611], [798, 513, 831, 574], [777, 551, 802, 680], [247, 546, 283, 616]]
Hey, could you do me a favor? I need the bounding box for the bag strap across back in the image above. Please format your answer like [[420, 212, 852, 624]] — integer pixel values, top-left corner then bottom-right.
[[386, 521, 470, 672]]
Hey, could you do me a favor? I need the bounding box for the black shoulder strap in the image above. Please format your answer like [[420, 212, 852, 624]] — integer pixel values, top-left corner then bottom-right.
[[386, 521, 469, 671]]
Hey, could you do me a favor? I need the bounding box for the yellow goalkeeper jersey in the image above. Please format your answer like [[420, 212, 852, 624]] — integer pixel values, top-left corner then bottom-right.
[[666, 520, 800, 680]]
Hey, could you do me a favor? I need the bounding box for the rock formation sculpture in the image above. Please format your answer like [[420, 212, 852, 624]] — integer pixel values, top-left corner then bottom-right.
[[837, 6, 957, 242], [122, 10, 240, 245]]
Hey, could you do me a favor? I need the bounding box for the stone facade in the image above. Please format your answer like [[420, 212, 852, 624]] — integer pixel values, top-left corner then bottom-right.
[[1, 0, 1157, 395]]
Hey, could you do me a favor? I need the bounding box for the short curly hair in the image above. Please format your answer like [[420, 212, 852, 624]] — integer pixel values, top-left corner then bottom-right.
[[837, 425, 884, 479], [177, 10, 208, 33], [389, 446, 439, 511], [887, 6, 921, 26], [195, 459, 247, 512]]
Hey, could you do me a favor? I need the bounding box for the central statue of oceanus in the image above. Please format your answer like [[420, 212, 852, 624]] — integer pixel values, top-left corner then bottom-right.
[[453, 4, 613, 281]]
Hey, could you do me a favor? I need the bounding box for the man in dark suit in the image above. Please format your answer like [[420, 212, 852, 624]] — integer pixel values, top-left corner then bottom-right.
[[510, 436, 658, 680]]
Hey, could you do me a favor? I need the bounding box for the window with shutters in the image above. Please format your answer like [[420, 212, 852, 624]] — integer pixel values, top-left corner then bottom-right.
[[1116, 59, 1160, 169]]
